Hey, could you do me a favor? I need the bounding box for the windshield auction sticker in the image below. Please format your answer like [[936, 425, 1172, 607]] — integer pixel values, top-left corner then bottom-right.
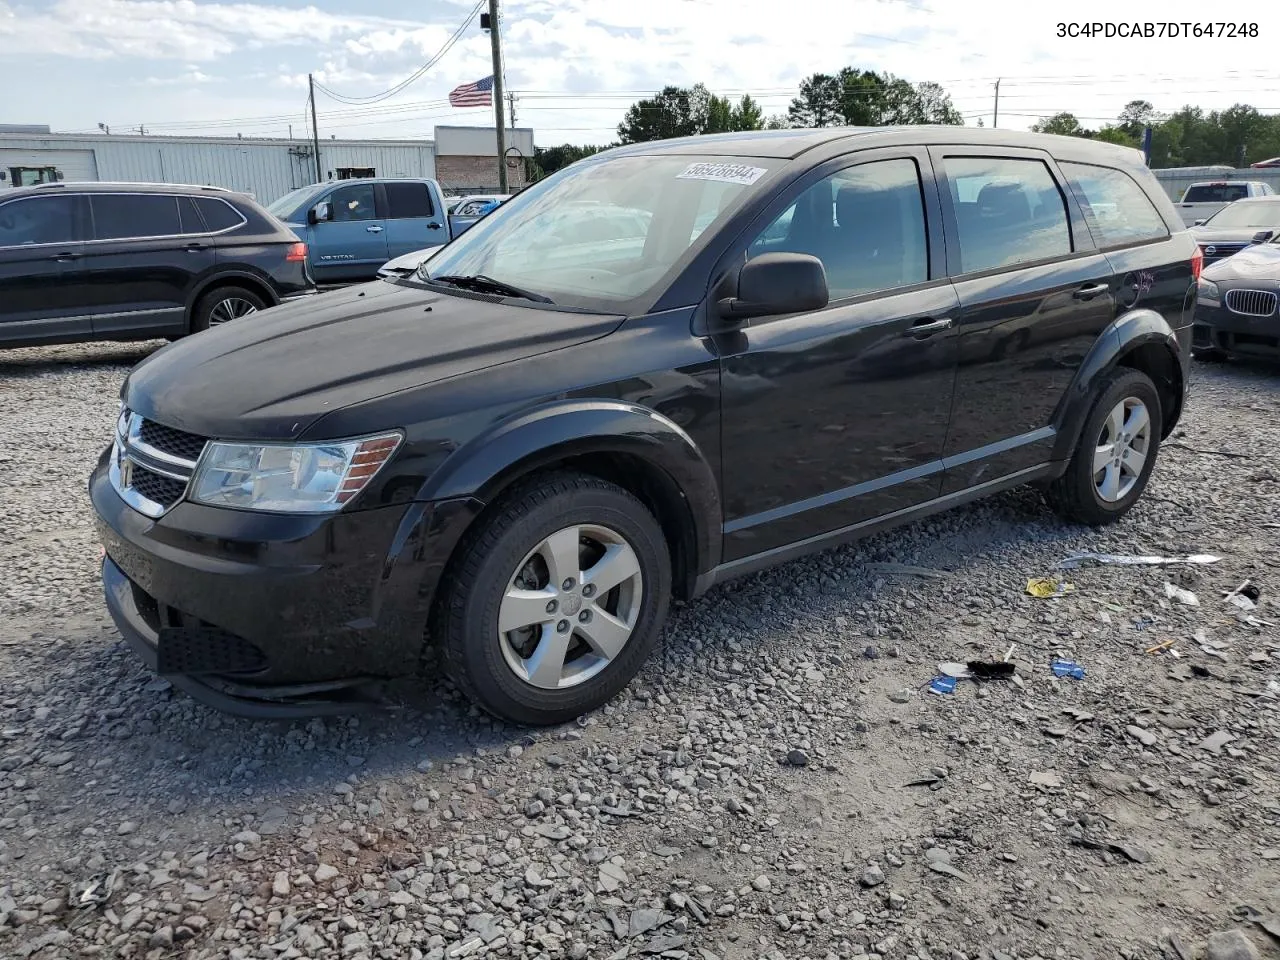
[[677, 162, 768, 185]]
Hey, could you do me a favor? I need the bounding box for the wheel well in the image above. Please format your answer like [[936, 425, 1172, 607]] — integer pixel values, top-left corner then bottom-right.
[[192, 275, 276, 317], [1115, 342, 1181, 438]]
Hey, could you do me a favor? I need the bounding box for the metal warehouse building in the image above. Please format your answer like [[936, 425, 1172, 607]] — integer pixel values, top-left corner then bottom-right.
[[0, 124, 534, 206]]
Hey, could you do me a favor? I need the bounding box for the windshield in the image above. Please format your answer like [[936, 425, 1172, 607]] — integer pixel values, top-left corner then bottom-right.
[[266, 186, 315, 220], [1203, 199, 1280, 228], [419, 154, 781, 311]]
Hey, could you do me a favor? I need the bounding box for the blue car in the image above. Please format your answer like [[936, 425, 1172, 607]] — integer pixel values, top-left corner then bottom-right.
[[266, 178, 454, 285]]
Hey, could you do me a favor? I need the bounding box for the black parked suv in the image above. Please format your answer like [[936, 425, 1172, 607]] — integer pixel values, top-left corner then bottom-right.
[[0, 181, 314, 348], [89, 127, 1198, 723]]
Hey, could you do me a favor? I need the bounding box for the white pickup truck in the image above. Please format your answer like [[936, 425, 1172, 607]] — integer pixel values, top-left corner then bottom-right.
[[1175, 180, 1275, 227]]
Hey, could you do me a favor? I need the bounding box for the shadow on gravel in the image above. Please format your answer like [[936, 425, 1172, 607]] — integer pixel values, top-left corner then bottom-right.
[[0, 341, 162, 378]]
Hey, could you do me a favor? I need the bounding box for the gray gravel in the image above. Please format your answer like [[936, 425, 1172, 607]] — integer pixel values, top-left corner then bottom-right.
[[1, 341, 1278, 960]]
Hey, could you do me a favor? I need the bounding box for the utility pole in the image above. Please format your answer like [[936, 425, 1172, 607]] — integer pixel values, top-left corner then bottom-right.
[[309, 73, 322, 184], [993, 78, 1000, 129], [487, 0, 508, 193], [507, 91, 517, 127]]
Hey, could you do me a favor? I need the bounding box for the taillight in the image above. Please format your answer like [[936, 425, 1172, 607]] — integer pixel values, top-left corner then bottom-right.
[[1191, 245, 1203, 281], [285, 242, 307, 262]]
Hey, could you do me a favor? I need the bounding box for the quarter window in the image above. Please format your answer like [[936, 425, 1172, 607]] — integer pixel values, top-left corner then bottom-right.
[[746, 158, 929, 300], [1059, 161, 1169, 247], [0, 196, 78, 246], [329, 184, 378, 222], [943, 157, 1071, 274], [384, 182, 434, 219], [91, 194, 182, 240], [194, 196, 244, 232]]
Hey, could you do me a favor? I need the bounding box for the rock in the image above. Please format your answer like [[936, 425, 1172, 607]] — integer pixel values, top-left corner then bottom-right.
[[342, 931, 371, 955], [861, 864, 885, 888], [273, 871, 291, 897], [314, 864, 340, 883], [785, 749, 809, 767], [149, 926, 175, 948], [598, 862, 629, 893], [1127, 725, 1158, 747], [1205, 930, 1259, 960], [751, 875, 772, 892], [1198, 731, 1237, 754], [116, 821, 138, 836], [888, 690, 912, 704], [412, 798, 431, 813]]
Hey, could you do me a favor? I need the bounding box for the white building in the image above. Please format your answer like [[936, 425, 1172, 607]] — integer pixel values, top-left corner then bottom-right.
[[0, 125, 535, 205]]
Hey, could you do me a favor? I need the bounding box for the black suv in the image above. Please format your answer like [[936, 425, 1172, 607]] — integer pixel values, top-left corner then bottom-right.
[[89, 127, 1198, 723], [0, 181, 314, 348]]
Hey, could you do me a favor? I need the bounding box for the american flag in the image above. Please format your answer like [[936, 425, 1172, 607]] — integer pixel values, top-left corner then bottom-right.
[[448, 75, 494, 107]]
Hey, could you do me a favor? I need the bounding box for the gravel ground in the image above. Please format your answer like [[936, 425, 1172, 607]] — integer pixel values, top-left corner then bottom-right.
[[1, 341, 1278, 960]]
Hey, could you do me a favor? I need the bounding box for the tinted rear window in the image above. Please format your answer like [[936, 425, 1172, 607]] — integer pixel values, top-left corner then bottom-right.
[[91, 194, 181, 240], [1060, 162, 1169, 248], [0, 195, 79, 246], [385, 182, 434, 218], [195, 196, 244, 232], [1183, 184, 1249, 203]]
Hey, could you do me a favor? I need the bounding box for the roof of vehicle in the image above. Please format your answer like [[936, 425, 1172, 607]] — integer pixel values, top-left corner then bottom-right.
[[594, 125, 1147, 163], [1215, 195, 1280, 204], [1187, 179, 1270, 186], [7, 181, 248, 198]]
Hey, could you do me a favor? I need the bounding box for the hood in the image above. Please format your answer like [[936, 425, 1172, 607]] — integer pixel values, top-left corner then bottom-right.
[[1203, 242, 1280, 282], [1191, 227, 1273, 245], [378, 247, 438, 276], [123, 280, 624, 441]]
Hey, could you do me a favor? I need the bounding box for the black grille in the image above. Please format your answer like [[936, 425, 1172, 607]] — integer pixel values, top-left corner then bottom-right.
[[139, 420, 208, 462], [130, 465, 187, 508], [1202, 243, 1245, 263], [1225, 288, 1278, 317], [157, 626, 268, 676]]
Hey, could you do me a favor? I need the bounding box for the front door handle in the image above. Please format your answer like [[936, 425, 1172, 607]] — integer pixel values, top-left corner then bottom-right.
[[184, 242, 209, 252], [427, 222, 442, 230], [903, 317, 952, 339], [366, 225, 384, 233], [1074, 282, 1110, 300], [50, 251, 80, 262]]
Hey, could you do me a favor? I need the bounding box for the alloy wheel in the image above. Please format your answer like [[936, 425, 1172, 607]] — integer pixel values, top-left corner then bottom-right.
[[1093, 396, 1151, 503], [209, 297, 259, 325], [498, 524, 644, 690]]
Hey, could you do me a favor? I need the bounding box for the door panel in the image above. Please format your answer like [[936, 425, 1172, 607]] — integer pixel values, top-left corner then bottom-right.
[[717, 150, 959, 562], [310, 182, 387, 283], [929, 147, 1114, 495], [380, 181, 447, 258], [0, 193, 90, 344], [83, 193, 210, 336]]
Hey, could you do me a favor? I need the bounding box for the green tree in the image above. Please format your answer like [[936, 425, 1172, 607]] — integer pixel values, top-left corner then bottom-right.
[[764, 114, 789, 130], [787, 73, 842, 127], [1117, 99, 1158, 141], [703, 91, 736, 134], [909, 81, 964, 125], [731, 94, 764, 131], [1030, 112, 1090, 137], [1093, 127, 1137, 147], [617, 85, 700, 143], [533, 143, 610, 177]]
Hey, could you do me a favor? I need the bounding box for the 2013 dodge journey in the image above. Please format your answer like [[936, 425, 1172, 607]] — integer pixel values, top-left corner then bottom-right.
[[90, 126, 1198, 723]]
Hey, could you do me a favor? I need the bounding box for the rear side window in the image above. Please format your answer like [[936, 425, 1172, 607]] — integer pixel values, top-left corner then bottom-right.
[[944, 157, 1071, 274], [0, 195, 78, 246], [194, 197, 245, 232], [1183, 183, 1249, 203], [1059, 161, 1169, 248], [384, 182, 434, 219], [746, 157, 930, 300], [91, 194, 181, 240]]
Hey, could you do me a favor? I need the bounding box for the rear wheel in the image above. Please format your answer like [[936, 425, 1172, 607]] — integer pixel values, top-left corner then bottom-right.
[[1046, 368, 1162, 526], [435, 473, 672, 725], [191, 285, 267, 333]]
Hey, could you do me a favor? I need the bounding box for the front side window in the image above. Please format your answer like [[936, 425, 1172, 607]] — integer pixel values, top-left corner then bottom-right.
[[0, 196, 78, 246], [944, 156, 1071, 274], [746, 157, 929, 300], [329, 184, 377, 222], [384, 182, 433, 219], [91, 194, 182, 241], [1060, 161, 1169, 247], [420, 154, 782, 310]]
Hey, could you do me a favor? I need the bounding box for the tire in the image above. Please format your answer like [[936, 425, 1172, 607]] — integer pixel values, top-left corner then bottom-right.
[[1046, 368, 1163, 526], [435, 472, 672, 725], [190, 285, 268, 333]]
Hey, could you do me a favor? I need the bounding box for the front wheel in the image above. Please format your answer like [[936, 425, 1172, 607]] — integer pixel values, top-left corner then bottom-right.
[[435, 473, 672, 725], [1046, 368, 1162, 526]]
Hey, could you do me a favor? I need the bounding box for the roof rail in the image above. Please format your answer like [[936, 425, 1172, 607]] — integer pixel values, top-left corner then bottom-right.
[[30, 180, 235, 193]]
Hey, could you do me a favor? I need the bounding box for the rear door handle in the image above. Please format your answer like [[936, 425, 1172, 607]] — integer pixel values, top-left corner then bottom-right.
[[904, 317, 952, 338], [1074, 283, 1110, 300], [50, 251, 80, 262], [184, 242, 209, 252], [366, 225, 384, 233]]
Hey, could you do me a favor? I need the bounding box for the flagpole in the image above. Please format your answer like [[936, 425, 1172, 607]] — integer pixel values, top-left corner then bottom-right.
[[487, 0, 508, 193]]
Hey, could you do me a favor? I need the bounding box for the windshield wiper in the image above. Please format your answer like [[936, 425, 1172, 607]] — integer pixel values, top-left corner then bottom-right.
[[429, 274, 554, 303]]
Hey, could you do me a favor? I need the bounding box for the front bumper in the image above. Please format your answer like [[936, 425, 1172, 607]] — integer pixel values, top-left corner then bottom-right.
[[90, 454, 480, 717], [1193, 302, 1280, 358]]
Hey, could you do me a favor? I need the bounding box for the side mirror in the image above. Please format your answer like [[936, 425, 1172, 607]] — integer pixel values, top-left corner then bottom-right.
[[717, 253, 829, 321], [308, 201, 331, 225], [1252, 230, 1274, 243], [1193, 219, 1206, 226]]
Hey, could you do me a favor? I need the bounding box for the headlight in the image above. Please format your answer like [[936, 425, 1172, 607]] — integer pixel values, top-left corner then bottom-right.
[[1197, 278, 1220, 301], [190, 433, 401, 513]]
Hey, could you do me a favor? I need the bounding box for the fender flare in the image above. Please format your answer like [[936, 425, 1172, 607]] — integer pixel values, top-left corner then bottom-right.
[[1051, 308, 1184, 462], [185, 268, 281, 318], [419, 398, 723, 579]]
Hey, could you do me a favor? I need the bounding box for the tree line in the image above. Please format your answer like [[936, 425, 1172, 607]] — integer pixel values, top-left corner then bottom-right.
[[529, 75, 1280, 180]]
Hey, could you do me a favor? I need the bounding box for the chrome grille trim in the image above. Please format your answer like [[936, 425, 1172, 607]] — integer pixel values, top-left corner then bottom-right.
[[1224, 288, 1278, 318], [108, 410, 207, 518]]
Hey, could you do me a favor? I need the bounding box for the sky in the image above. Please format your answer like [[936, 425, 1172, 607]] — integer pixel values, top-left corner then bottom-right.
[[2, 0, 1280, 146]]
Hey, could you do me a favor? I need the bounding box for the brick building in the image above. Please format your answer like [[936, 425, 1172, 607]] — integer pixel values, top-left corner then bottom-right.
[[434, 125, 535, 195]]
